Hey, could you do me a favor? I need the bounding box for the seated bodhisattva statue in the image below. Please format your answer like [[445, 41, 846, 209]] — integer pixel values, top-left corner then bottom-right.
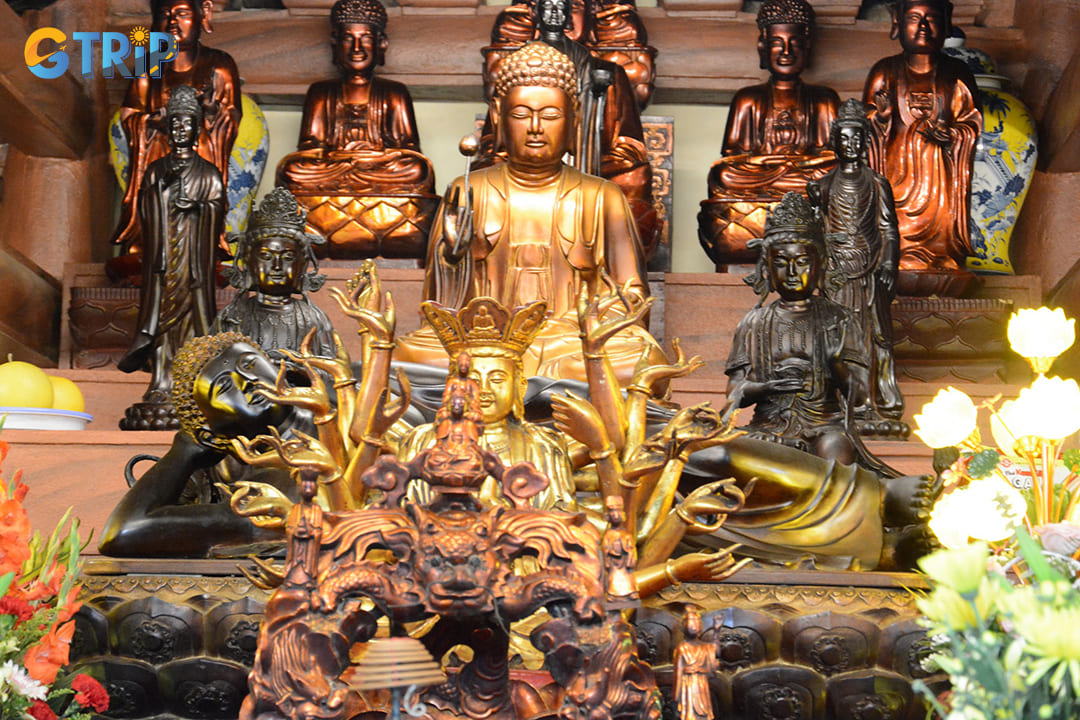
[[396, 41, 667, 387], [276, 0, 438, 259], [698, 0, 839, 268], [214, 187, 334, 360]]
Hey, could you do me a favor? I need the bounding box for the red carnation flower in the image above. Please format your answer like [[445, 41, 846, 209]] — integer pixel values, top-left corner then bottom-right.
[[72, 674, 109, 712], [27, 700, 58, 720]]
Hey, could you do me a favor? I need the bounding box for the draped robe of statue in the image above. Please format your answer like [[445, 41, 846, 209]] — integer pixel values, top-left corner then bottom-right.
[[276, 78, 434, 195], [863, 54, 981, 270], [674, 637, 717, 720], [114, 48, 240, 255], [710, 81, 839, 196], [814, 165, 903, 418], [213, 295, 334, 360], [133, 153, 226, 396], [478, 40, 656, 256], [396, 163, 666, 385], [726, 297, 868, 448]]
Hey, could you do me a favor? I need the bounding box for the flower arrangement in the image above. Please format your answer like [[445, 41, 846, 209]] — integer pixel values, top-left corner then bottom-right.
[[915, 533, 1080, 719], [914, 307, 1080, 551], [0, 438, 107, 720]]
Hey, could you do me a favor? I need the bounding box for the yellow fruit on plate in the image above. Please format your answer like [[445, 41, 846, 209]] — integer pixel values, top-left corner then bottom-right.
[[48, 375, 85, 413], [0, 360, 54, 408]]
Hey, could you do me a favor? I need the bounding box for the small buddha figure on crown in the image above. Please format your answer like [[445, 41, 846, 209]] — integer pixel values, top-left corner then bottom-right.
[[213, 187, 334, 360], [698, 0, 840, 268], [863, 0, 981, 289], [275, 0, 438, 259]]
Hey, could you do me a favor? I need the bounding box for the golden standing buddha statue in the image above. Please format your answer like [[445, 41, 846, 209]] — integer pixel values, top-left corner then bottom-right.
[[863, 0, 981, 285], [396, 41, 666, 386], [275, 0, 438, 259], [698, 0, 839, 268]]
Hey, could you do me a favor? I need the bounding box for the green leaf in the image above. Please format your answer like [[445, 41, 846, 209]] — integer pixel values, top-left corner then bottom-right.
[[968, 449, 1003, 479], [1016, 527, 1069, 584], [0, 570, 14, 597]]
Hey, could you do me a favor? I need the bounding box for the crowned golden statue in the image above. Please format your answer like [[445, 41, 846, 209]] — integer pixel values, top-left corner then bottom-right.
[[395, 42, 666, 387], [275, 0, 438, 259]]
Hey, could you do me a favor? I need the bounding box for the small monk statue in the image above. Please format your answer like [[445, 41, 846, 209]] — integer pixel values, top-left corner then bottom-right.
[[863, 0, 981, 281], [478, 0, 657, 256], [214, 187, 334, 360], [698, 0, 839, 268], [276, 0, 437, 259], [118, 84, 226, 430], [601, 495, 640, 609], [674, 607, 717, 720], [110, 0, 240, 279], [808, 100, 906, 435], [725, 192, 875, 469], [396, 41, 667, 387]]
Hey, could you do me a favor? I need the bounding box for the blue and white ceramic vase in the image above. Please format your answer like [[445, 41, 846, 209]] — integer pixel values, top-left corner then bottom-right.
[[966, 75, 1038, 275]]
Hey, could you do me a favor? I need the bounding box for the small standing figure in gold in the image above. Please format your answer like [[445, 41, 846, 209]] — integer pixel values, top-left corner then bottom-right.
[[119, 85, 226, 429], [863, 0, 981, 281], [674, 606, 717, 720], [276, 0, 437, 259], [698, 0, 839, 267], [601, 495, 640, 610], [110, 0, 240, 279], [808, 99, 906, 435]]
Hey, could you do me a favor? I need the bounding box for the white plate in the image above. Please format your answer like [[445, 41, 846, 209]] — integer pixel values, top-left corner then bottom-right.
[[0, 407, 93, 431]]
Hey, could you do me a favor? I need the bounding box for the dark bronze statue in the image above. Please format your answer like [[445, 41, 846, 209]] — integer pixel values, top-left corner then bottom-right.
[[674, 606, 716, 720], [118, 84, 226, 430], [101, 332, 301, 557], [397, 42, 666, 388], [478, 0, 658, 256], [110, 0, 240, 282], [214, 187, 334, 360], [725, 192, 872, 467], [485, 0, 657, 109], [275, 0, 438, 259], [808, 100, 907, 437], [863, 0, 981, 282], [698, 0, 840, 267]]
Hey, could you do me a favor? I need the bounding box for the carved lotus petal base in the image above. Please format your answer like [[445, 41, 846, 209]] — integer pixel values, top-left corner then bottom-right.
[[295, 193, 440, 260], [698, 198, 771, 267]]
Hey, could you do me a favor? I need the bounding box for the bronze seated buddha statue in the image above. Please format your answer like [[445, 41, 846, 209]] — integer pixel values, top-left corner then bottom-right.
[[275, 0, 438, 259], [698, 0, 839, 268]]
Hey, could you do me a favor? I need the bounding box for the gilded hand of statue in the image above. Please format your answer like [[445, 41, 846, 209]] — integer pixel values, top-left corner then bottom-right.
[[576, 274, 654, 357], [677, 477, 751, 534], [369, 369, 412, 439], [551, 391, 610, 454], [629, 338, 703, 396], [330, 264, 396, 346], [666, 404, 739, 457], [219, 480, 292, 528], [670, 546, 750, 583], [254, 360, 334, 423], [442, 184, 474, 262], [281, 330, 354, 386], [232, 427, 339, 477]]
